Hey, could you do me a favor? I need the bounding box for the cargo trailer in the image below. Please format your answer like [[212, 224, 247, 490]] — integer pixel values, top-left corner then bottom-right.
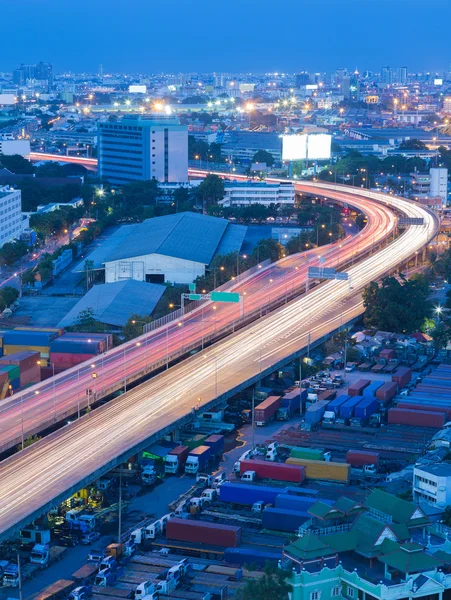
[[348, 379, 371, 397], [166, 518, 241, 548], [274, 494, 330, 512], [340, 396, 363, 419], [388, 408, 445, 428], [354, 396, 379, 419], [289, 447, 327, 461], [224, 547, 281, 567], [392, 367, 412, 388], [363, 381, 384, 397], [327, 395, 350, 415], [261, 507, 309, 532], [254, 396, 281, 426], [204, 435, 224, 458], [219, 482, 286, 505], [285, 458, 350, 483], [239, 459, 304, 483], [305, 400, 330, 424], [346, 450, 380, 469], [376, 382, 398, 404]]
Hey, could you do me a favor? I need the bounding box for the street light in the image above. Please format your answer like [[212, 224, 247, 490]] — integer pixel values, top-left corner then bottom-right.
[[37, 360, 56, 422]]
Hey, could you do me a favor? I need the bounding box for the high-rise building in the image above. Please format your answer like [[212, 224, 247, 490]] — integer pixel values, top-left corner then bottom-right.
[[35, 62, 53, 85], [295, 72, 310, 87], [0, 186, 27, 248], [349, 70, 360, 102], [430, 167, 448, 205], [398, 66, 408, 84], [98, 114, 188, 185], [12, 62, 53, 86], [380, 66, 393, 85]]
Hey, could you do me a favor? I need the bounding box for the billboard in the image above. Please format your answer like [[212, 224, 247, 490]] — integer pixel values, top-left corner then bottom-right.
[[282, 134, 307, 161], [283, 133, 332, 161], [129, 85, 147, 94], [307, 133, 332, 160], [0, 94, 15, 106]]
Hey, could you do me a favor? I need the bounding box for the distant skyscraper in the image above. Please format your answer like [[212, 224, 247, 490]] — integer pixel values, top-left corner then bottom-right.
[[398, 66, 407, 84], [349, 70, 360, 102], [99, 64, 104, 81], [295, 72, 310, 87], [380, 66, 393, 85], [12, 62, 53, 86], [98, 114, 188, 185], [35, 62, 53, 85], [214, 73, 224, 88]]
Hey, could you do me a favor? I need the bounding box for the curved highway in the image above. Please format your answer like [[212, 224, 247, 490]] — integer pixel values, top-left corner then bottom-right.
[[0, 183, 439, 541]]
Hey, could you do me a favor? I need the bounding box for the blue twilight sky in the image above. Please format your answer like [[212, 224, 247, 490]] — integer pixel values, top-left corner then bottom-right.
[[0, 0, 450, 74]]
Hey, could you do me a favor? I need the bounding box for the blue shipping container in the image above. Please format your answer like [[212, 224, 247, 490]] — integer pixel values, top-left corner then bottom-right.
[[363, 381, 384, 397], [285, 486, 319, 498], [4, 331, 58, 346], [224, 547, 281, 567], [219, 482, 287, 505], [305, 400, 329, 424], [327, 395, 350, 415], [9, 377, 21, 391], [262, 507, 310, 532], [274, 494, 325, 512], [354, 396, 379, 419], [340, 396, 364, 419]]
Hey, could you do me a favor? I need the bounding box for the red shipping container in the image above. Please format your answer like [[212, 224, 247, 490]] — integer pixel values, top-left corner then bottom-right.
[[392, 367, 412, 388], [346, 450, 380, 469], [388, 408, 445, 428], [254, 396, 281, 425], [376, 382, 398, 404], [166, 518, 241, 547], [0, 370, 9, 385], [0, 351, 40, 373], [380, 349, 395, 360], [19, 365, 41, 387], [240, 459, 305, 483], [168, 446, 190, 464], [348, 379, 371, 397], [50, 352, 97, 368], [397, 403, 451, 420]]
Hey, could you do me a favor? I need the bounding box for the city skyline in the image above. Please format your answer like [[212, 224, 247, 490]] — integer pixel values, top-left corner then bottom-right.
[[1, 0, 450, 73]]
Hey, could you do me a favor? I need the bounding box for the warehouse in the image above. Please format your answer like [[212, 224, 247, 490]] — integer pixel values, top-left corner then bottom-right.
[[76, 212, 247, 285]]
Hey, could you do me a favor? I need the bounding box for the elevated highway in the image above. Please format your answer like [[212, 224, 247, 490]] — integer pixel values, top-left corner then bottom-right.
[[0, 183, 439, 542]]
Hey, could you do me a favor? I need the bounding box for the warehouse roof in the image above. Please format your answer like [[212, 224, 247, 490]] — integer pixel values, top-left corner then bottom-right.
[[75, 213, 246, 269], [365, 490, 429, 528], [58, 280, 165, 328]]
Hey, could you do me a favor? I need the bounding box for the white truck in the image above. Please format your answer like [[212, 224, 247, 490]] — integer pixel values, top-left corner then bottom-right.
[[351, 464, 382, 484], [65, 510, 96, 533], [141, 464, 157, 486], [30, 544, 67, 568], [3, 563, 40, 587]]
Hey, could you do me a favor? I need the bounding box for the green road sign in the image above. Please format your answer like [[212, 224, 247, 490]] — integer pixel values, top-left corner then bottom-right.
[[210, 291, 240, 303], [189, 293, 202, 301], [189, 283, 196, 292]]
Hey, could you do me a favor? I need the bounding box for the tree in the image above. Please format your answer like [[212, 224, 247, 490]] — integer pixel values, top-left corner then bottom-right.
[[236, 564, 292, 600], [0, 240, 29, 266], [0, 286, 19, 307], [399, 139, 426, 150], [196, 174, 225, 210], [68, 308, 107, 333], [0, 153, 34, 174], [172, 187, 191, 211], [252, 150, 274, 167], [253, 238, 284, 263], [430, 322, 449, 350], [122, 314, 153, 341]]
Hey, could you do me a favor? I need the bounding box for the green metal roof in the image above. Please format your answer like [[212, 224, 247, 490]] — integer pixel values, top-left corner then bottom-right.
[[285, 531, 332, 560], [365, 490, 429, 528], [379, 544, 443, 574], [308, 501, 342, 519], [321, 529, 360, 553], [333, 496, 366, 516]]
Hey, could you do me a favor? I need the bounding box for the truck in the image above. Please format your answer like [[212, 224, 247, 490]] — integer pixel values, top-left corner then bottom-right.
[[348, 379, 371, 396], [68, 586, 92, 600], [239, 459, 305, 483], [285, 458, 351, 483], [72, 564, 98, 583], [371, 358, 387, 374], [350, 465, 381, 484], [65, 509, 96, 533], [30, 544, 67, 568], [33, 580, 76, 600], [204, 434, 224, 459], [185, 445, 212, 475], [219, 482, 286, 506], [289, 447, 331, 462], [262, 507, 310, 532], [254, 395, 281, 426], [164, 445, 189, 474], [350, 396, 379, 426], [346, 450, 380, 469], [339, 396, 364, 422], [3, 563, 39, 587], [384, 359, 399, 374], [141, 463, 157, 485], [166, 517, 241, 548]]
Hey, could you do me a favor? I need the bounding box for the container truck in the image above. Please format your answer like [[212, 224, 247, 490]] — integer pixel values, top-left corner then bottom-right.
[[376, 382, 398, 404], [219, 482, 286, 505], [339, 396, 363, 421], [392, 367, 412, 388], [3, 563, 39, 587], [348, 379, 370, 397], [388, 408, 445, 428], [239, 459, 305, 483], [346, 450, 380, 469], [33, 579, 76, 600], [363, 381, 384, 397], [286, 458, 351, 483], [397, 402, 451, 420], [262, 507, 310, 532], [351, 396, 379, 426], [326, 395, 350, 415], [305, 400, 330, 425], [204, 434, 224, 459], [254, 396, 281, 426], [166, 518, 241, 547], [224, 547, 281, 568], [164, 446, 189, 474], [289, 447, 331, 461], [30, 544, 67, 568], [185, 445, 212, 475], [275, 494, 331, 512]]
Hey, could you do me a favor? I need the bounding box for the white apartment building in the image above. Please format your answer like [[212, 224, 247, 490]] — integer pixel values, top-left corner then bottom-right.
[[0, 187, 27, 248], [220, 181, 295, 207], [430, 167, 448, 205], [413, 463, 451, 508]]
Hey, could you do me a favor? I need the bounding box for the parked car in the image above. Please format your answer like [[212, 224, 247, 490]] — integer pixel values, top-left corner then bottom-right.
[[59, 534, 80, 547], [81, 532, 101, 545]]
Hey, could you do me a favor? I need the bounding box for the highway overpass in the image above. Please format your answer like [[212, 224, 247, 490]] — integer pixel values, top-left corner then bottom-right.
[[0, 183, 439, 542]]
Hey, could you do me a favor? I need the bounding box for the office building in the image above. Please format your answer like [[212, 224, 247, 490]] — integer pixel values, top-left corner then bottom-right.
[[220, 181, 295, 207], [35, 62, 53, 86], [444, 97, 451, 112], [0, 187, 28, 248], [12, 62, 53, 86], [413, 463, 451, 507], [398, 66, 408, 84], [380, 66, 394, 85], [98, 114, 188, 184], [430, 167, 448, 205], [296, 72, 310, 87]]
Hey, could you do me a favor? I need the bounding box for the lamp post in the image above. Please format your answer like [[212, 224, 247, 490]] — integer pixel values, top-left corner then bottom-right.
[[131, 319, 149, 367], [90, 367, 98, 408], [37, 360, 56, 422]]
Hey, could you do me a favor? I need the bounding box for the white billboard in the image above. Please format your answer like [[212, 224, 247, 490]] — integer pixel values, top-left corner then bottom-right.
[[307, 133, 332, 160], [129, 85, 147, 94], [0, 94, 16, 106], [282, 134, 307, 161]]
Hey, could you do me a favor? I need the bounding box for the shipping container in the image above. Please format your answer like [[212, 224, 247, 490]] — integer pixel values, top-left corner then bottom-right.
[[168, 445, 190, 463], [166, 518, 241, 548], [261, 507, 309, 532], [0, 350, 40, 372], [20, 364, 41, 387], [224, 547, 281, 568], [380, 349, 396, 360], [354, 396, 379, 419], [274, 494, 327, 512], [4, 331, 58, 346], [4, 345, 50, 359], [388, 408, 445, 428], [363, 381, 384, 397], [376, 382, 398, 404], [340, 396, 364, 419], [9, 376, 20, 391], [188, 445, 211, 463], [0, 364, 20, 381], [281, 389, 302, 414], [50, 352, 97, 368], [305, 400, 330, 424], [392, 367, 412, 388], [346, 450, 380, 469], [285, 458, 351, 483], [204, 434, 225, 458], [317, 389, 337, 402], [290, 447, 326, 461], [327, 394, 350, 415], [50, 332, 112, 355], [239, 459, 305, 483], [219, 482, 286, 505], [183, 434, 208, 451], [254, 396, 281, 426], [348, 379, 371, 397]]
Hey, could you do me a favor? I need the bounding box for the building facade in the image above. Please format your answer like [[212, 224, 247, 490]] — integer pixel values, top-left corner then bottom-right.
[[0, 187, 27, 248], [220, 181, 295, 207], [430, 168, 448, 205], [413, 464, 451, 507], [98, 114, 188, 184]]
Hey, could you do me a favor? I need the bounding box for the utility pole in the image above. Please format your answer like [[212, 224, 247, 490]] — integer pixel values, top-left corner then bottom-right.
[[251, 388, 255, 451], [17, 551, 23, 600], [118, 471, 122, 543]]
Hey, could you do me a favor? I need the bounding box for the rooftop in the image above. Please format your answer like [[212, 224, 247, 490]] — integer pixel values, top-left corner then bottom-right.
[[415, 462, 451, 477]]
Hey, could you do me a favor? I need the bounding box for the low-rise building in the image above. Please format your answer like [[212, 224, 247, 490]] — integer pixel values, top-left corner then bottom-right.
[[220, 181, 295, 207], [413, 463, 451, 508], [0, 186, 28, 248]]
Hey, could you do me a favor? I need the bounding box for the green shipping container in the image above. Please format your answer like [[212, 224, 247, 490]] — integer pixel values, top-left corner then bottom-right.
[[290, 447, 325, 461], [0, 364, 20, 381], [184, 434, 208, 451]]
